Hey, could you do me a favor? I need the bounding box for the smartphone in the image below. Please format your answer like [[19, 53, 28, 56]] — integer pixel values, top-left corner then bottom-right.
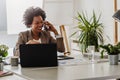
[[42, 24, 49, 31]]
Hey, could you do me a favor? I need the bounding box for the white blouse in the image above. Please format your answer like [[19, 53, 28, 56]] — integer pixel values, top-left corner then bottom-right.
[[33, 38, 41, 43]]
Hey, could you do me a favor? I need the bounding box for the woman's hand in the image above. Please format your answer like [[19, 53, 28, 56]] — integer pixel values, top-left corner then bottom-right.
[[26, 40, 40, 44], [44, 21, 58, 35]]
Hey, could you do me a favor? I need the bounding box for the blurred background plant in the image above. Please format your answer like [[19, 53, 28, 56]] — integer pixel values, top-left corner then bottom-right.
[[99, 43, 120, 55], [0, 44, 9, 62]]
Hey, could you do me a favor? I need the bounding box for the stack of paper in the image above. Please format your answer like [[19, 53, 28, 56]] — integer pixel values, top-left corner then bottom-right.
[[0, 71, 13, 77]]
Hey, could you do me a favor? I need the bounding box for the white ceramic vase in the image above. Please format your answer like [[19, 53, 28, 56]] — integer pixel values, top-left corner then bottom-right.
[[109, 54, 118, 65]]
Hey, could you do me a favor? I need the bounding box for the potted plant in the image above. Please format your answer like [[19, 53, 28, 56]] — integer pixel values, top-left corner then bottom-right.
[[71, 11, 104, 53], [99, 43, 120, 65], [116, 42, 120, 61], [0, 44, 9, 71]]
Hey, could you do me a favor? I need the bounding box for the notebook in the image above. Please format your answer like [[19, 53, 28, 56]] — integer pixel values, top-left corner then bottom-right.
[[0, 71, 13, 77], [19, 44, 58, 67]]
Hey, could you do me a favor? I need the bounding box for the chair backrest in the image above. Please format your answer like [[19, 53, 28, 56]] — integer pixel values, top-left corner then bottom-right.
[[59, 25, 70, 55]]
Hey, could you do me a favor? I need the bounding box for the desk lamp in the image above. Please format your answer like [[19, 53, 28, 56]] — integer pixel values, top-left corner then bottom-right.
[[112, 9, 120, 44], [113, 9, 120, 22]]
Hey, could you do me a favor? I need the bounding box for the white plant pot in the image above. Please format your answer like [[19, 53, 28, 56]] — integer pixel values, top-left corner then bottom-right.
[[109, 54, 118, 65], [118, 53, 120, 61], [0, 62, 4, 71]]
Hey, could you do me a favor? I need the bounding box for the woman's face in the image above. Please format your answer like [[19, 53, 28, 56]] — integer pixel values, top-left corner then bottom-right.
[[31, 16, 44, 33]]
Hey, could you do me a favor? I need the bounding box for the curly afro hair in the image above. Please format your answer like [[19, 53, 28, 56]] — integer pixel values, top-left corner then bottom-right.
[[23, 6, 46, 28]]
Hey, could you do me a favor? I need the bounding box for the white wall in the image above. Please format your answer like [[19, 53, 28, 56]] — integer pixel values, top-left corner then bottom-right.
[[6, 0, 43, 34], [0, 0, 6, 31], [118, 0, 120, 41], [73, 0, 115, 44], [44, 0, 74, 51], [0, 31, 18, 48], [0, 0, 119, 48]]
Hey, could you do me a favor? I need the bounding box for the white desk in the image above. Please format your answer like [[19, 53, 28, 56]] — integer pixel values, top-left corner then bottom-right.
[[4, 62, 120, 80], [0, 73, 27, 80], [4, 49, 119, 80]]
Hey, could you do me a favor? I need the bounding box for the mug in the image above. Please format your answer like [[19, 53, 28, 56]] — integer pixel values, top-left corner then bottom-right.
[[11, 56, 18, 66]]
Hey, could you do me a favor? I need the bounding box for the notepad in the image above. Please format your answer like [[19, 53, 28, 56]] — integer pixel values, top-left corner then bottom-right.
[[58, 55, 74, 60], [0, 71, 13, 77]]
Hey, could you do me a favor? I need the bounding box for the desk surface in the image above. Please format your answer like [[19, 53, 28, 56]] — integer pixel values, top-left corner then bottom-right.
[[0, 73, 27, 80], [4, 62, 120, 80], [4, 49, 119, 80]]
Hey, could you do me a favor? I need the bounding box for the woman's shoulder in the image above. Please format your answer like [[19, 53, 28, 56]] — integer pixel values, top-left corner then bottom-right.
[[19, 30, 30, 36]]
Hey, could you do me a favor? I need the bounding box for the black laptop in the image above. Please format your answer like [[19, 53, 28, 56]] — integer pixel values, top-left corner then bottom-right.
[[19, 44, 58, 67]]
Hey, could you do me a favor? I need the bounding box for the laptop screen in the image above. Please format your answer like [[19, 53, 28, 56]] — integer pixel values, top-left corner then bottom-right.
[[19, 43, 58, 67]]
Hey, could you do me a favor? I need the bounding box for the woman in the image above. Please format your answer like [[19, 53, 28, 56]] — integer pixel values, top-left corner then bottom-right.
[[14, 7, 65, 56]]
